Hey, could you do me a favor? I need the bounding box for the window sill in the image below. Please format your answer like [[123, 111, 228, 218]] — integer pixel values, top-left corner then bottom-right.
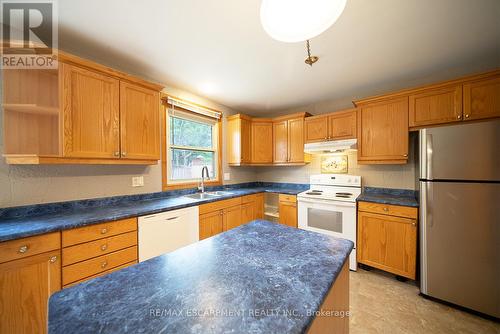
[[163, 179, 222, 191]]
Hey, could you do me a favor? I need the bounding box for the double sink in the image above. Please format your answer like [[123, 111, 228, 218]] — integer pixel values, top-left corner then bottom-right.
[[184, 191, 234, 200]]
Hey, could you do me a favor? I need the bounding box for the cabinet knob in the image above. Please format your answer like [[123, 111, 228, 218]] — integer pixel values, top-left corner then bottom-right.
[[412, 222, 417, 227], [383, 207, 389, 212], [403, 154, 408, 157], [18, 245, 29, 254], [465, 114, 470, 119], [101, 228, 108, 234], [101, 261, 108, 269], [122, 152, 127, 157], [101, 244, 108, 251], [457, 115, 461, 120], [114, 151, 120, 157], [49, 256, 57, 263]]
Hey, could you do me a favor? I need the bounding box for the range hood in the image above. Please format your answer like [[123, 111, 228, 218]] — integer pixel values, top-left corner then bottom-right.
[[304, 139, 357, 154]]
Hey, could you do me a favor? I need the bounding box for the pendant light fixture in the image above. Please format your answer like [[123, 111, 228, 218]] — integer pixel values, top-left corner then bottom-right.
[[260, 0, 347, 66]]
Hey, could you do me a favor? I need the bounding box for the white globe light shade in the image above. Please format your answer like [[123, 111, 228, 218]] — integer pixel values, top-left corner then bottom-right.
[[260, 0, 347, 43]]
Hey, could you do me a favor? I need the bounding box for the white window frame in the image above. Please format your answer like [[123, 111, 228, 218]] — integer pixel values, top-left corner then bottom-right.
[[166, 109, 219, 185]]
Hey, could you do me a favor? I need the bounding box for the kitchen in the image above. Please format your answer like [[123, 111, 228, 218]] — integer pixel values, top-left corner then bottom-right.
[[1, 0, 499, 333]]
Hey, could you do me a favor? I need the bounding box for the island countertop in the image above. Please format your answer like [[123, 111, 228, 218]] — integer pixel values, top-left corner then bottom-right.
[[48, 220, 353, 334]]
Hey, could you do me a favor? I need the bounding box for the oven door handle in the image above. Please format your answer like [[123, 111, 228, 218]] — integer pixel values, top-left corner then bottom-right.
[[297, 197, 356, 207]]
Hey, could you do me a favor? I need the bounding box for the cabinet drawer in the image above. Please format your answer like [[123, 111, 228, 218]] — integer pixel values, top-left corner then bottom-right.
[[62, 246, 137, 285], [199, 197, 242, 215], [358, 201, 417, 219], [0, 232, 60, 264], [62, 218, 137, 247], [241, 193, 260, 204], [62, 231, 137, 266], [63, 260, 137, 288], [279, 194, 297, 204]]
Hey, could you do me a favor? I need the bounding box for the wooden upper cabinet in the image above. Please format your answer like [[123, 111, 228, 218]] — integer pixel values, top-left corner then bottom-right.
[[305, 116, 328, 143], [357, 97, 409, 164], [305, 109, 356, 144], [288, 117, 305, 163], [409, 85, 462, 127], [241, 118, 251, 163], [62, 64, 120, 158], [227, 114, 251, 165], [273, 120, 288, 163], [251, 121, 273, 164], [0, 250, 61, 334], [119, 81, 160, 160], [329, 109, 357, 139], [463, 75, 500, 121]]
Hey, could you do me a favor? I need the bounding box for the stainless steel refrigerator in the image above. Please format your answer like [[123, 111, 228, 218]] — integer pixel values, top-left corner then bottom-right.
[[419, 119, 499, 318]]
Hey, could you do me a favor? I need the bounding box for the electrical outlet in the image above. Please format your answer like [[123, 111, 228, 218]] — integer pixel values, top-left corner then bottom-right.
[[224, 173, 231, 181], [132, 176, 144, 187]]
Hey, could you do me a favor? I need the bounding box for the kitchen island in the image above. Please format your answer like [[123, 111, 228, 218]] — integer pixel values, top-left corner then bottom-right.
[[48, 220, 353, 333]]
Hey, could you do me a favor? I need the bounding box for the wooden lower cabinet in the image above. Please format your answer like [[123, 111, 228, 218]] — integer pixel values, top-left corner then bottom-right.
[[278, 194, 298, 228], [0, 250, 61, 334], [357, 203, 417, 279], [61, 218, 138, 287], [222, 205, 242, 232], [199, 210, 224, 240]]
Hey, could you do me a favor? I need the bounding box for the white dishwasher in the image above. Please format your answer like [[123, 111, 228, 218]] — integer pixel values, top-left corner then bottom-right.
[[138, 206, 199, 262]]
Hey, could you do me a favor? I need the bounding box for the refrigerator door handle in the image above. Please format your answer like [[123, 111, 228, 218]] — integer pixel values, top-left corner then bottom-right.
[[426, 133, 433, 180]]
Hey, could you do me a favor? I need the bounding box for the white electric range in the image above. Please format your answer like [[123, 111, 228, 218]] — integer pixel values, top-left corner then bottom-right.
[[297, 174, 361, 271]]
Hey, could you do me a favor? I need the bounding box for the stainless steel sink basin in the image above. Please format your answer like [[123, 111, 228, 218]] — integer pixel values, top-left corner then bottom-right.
[[184, 193, 219, 200], [206, 191, 233, 196]]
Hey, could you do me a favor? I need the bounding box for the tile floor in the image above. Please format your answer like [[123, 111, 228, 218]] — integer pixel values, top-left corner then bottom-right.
[[350, 268, 500, 334]]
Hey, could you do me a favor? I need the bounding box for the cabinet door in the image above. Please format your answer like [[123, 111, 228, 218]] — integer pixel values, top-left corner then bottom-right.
[[273, 120, 288, 163], [279, 201, 297, 228], [199, 211, 223, 240], [62, 64, 120, 158], [119, 81, 160, 160], [409, 85, 462, 127], [305, 116, 328, 143], [357, 211, 417, 279], [241, 202, 255, 225], [463, 76, 500, 121], [251, 121, 273, 163], [241, 118, 252, 163], [0, 250, 61, 334], [328, 109, 357, 139], [288, 118, 305, 163], [254, 194, 264, 219], [357, 97, 409, 164], [223, 205, 242, 231]]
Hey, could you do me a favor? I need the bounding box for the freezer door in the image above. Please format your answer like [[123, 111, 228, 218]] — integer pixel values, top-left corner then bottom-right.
[[420, 181, 500, 317], [420, 119, 500, 181]]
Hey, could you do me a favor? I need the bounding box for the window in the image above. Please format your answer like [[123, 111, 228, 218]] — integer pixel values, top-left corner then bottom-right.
[[165, 108, 220, 187]]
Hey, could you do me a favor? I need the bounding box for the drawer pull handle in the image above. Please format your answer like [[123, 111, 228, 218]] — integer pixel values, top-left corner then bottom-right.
[[383, 207, 389, 212], [49, 256, 57, 263], [18, 245, 29, 254], [101, 244, 108, 251], [166, 216, 179, 221], [101, 228, 108, 234], [101, 261, 108, 269]]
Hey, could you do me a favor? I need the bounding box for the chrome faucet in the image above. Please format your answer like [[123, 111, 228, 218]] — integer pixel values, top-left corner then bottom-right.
[[198, 166, 210, 193]]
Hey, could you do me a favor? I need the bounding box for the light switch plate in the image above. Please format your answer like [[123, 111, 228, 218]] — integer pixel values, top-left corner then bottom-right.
[[132, 176, 144, 187], [224, 173, 231, 181]]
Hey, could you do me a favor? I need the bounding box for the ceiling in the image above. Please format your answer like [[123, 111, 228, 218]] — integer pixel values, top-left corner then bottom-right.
[[58, 0, 500, 114]]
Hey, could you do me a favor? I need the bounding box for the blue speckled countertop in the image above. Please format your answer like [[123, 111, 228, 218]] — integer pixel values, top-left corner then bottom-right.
[[49, 220, 353, 334], [356, 187, 419, 207], [0, 182, 308, 242]]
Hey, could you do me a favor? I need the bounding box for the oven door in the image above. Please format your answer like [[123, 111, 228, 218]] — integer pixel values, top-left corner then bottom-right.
[[297, 197, 356, 246]]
